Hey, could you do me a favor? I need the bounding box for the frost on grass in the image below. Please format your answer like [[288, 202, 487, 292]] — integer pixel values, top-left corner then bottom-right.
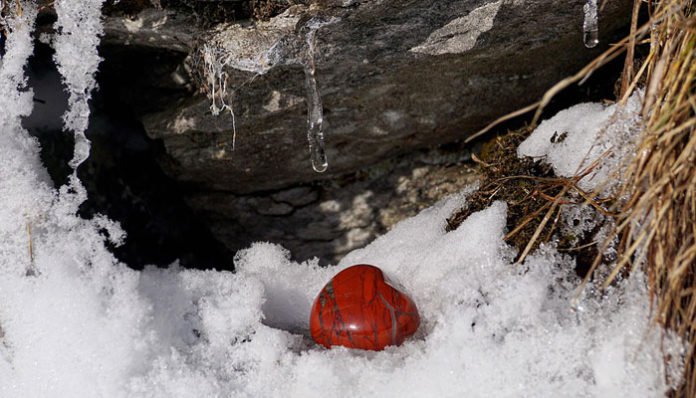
[[0, 4, 684, 397]]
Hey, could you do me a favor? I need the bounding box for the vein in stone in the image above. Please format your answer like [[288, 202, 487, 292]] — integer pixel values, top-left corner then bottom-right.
[[378, 292, 398, 345], [410, 0, 502, 55]]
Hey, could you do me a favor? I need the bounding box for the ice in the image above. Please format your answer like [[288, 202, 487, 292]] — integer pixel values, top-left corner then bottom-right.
[[197, 10, 301, 151], [583, 0, 599, 48], [200, 42, 238, 149], [518, 92, 643, 191], [0, 2, 683, 397], [197, 12, 337, 171], [52, 0, 106, 170], [302, 18, 334, 173]]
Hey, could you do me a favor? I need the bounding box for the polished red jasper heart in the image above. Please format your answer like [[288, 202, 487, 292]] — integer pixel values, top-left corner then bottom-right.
[[309, 264, 420, 351]]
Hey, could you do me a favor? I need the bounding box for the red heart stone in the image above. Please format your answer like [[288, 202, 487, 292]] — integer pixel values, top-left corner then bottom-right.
[[309, 264, 420, 351]]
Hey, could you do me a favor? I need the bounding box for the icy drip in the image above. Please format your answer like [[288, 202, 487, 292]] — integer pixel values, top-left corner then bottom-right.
[[303, 22, 328, 173], [201, 43, 237, 150], [583, 0, 599, 48], [52, 0, 106, 174]]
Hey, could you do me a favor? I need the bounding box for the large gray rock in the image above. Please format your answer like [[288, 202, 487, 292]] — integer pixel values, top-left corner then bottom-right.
[[130, 0, 630, 194], [101, 0, 631, 263]]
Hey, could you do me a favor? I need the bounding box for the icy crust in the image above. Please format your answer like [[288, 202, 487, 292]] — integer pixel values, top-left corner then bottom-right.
[[518, 92, 643, 191], [197, 8, 303, 119]]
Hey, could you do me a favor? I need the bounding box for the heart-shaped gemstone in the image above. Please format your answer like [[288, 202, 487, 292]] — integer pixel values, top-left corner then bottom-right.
[[309, 264, 420, 351]]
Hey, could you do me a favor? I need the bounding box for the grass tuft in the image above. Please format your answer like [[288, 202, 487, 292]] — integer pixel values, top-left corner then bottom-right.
[[603, 0, 696, 395], [456, 1, 695, 393]]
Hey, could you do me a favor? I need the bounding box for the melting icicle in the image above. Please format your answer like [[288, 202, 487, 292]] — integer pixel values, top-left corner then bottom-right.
[[583, 0, 599, 48], [302, 19, 332, 173]]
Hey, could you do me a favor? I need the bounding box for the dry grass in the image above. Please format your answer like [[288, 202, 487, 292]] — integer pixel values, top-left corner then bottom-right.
[[602, 0, 696, 395], [460, 0, 695, 394], [447, 130, 616, 274]]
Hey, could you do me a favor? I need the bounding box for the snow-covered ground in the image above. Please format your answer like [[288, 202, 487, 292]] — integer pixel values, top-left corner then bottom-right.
[[0, 4, 684, 398]]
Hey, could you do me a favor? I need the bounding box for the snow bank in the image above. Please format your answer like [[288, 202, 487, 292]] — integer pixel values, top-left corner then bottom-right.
[[0, 5, 682, 398]]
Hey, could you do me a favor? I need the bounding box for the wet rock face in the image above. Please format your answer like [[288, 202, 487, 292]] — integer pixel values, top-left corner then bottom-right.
[[99, 0, 631, 264]]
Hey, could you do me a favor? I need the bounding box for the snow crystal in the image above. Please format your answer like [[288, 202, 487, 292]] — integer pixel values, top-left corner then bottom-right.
[[53, 0, 106, 169], [518, 92, 643, 191], [0, 6, 147, 397], [0, 4, 682, 398]]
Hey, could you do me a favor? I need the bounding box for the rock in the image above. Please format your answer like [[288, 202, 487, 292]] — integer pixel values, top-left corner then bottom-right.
[[99, 0, 631, 264], [102, 8, 197, 53], [186, 147, 479, 263], [310, 264, 420, 351], [127, 0, 631, 194]]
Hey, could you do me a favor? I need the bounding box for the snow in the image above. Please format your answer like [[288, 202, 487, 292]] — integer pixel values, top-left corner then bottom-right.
[[53, 0, 106, 169], [518, 92, 643, 191], [0, 5, 683, 398]]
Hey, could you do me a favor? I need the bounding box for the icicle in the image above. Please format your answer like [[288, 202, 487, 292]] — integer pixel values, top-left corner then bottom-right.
[[302, 20, 331, 173], [201, 43, 237, 150], [52, 0, 106, 172], [583, 0, 599, 48]]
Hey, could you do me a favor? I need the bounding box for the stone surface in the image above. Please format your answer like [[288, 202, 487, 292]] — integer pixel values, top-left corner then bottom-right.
[[123, 0, 631, 194], [187, 148, 479, 264], [99, 0, 632, 264], [310, 264, 420, 350]]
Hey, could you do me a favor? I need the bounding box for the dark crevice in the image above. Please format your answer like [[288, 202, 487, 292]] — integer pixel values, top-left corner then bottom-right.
[[23, 31, 235, 271]]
